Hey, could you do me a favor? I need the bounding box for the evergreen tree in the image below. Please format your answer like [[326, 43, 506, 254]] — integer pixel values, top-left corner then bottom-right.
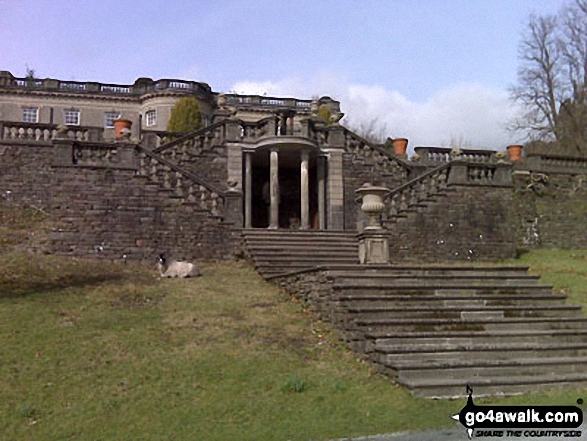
[[167, 97, 203, 133]]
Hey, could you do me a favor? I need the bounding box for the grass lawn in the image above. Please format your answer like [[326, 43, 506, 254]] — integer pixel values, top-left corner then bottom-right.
[[1, 205, 586, 440]]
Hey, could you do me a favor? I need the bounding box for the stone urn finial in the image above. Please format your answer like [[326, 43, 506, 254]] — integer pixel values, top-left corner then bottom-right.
[[356, 183, 389, 230]]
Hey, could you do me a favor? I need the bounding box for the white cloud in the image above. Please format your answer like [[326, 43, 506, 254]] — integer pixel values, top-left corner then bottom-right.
[[231, 74, 524, 152]]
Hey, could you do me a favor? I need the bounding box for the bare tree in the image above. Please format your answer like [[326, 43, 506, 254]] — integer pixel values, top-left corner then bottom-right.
[[343, 116, 389, 144], [510, 1, 587, 154], [510, 13, 564, 141]]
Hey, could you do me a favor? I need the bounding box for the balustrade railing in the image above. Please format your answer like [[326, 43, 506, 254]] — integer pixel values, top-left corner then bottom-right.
[[525, 153, 587, 172], [382, 159, 511, 221], [0, 73, 212, 97], [137, 147, 225, 218], [151, 122, 226, 157], [384, 163, 452, 219], [343, 127, 411, 178], [414, 146, 496, 164], [0, 121, 103, 143]]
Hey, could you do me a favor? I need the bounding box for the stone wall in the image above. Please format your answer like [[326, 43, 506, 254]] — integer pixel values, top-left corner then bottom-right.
[[0, 140, 240, 262], [514, 171, 587, 250], [388, 183, 517, 262]]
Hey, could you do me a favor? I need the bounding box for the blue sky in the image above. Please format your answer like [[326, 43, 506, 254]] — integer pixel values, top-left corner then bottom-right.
[[0, 0, 569, 149]]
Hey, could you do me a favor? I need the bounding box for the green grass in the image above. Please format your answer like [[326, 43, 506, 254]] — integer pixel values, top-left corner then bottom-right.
[[1, 204, 587, 440]]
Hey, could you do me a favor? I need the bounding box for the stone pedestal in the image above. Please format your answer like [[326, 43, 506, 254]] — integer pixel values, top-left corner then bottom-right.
[[358, 231, 390, 264]]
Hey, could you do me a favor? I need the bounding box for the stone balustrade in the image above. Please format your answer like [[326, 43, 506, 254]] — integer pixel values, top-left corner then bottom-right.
[[524, 153, 587, 173], [343, 127, 411, 179], [224, 94, 313, 110], [383, 160, 513, 220], [0, 72, 212, 98], [0, 121, 103, 143], [414, 146, 497, 164], [137, 148, 226, 218], [152, 122, 226, 157], [384, 163, 451, 219]]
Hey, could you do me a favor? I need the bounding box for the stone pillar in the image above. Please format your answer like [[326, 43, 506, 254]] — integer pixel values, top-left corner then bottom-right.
[[244, 151, 253, 228], [300, 150, 310, 229], [269, 148, 279, 229], [289, 114, 295, 135], [317, 155, 326, 229], [327, 150, 344, 230]]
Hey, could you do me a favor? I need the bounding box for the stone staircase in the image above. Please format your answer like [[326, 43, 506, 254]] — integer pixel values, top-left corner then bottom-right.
[[275, 265, 587, 398], [242, 229, 359, 277]]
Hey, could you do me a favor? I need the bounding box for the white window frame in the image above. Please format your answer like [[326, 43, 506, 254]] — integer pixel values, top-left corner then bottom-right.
[[145, 109, 157, 127], [22, 107, 39, 123], [105, 112, 121, 128], [64, 109, 80, 126]]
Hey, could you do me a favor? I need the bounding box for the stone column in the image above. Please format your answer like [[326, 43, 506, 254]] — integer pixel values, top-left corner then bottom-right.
[[300, 150, 310, 229], [244, 151, 253, 228], [269, 148, 279, 229], [317, 155, 326, 229]]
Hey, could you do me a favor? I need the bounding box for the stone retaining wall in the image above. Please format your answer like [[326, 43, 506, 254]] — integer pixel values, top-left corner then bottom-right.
[[0, 141, 240, 262]]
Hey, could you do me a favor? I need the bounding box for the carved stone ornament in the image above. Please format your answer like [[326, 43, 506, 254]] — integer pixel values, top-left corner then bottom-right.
[[356, 183, 389, 230]]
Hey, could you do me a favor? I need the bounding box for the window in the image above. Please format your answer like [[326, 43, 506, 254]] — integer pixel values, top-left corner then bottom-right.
[[105, 112, 121, 128], [64, 109, 80, 126], [22, 107, 38, 123], [145, 110, 157, 127]]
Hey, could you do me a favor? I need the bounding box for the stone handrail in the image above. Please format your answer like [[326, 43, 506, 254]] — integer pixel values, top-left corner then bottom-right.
[[414, 146, 497, 165], [151, 121, 226, 156], [383, 162, 453, 218], [525, 153, 587, 173], [1, 121, 103, 143], [137, 146, 226, 218], [382, 159, 512, 219], [341, 126, 412, 178]]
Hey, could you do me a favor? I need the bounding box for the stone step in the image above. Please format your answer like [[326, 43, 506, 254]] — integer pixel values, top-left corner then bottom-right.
[[391, 356, 587, 383], [368, 328, 587, 345], [400, 372, 587, 399], [325, 265, 531, 276], [245, 238, 357, 245], [254, 252, 358, 261], [375, 341, 587, 364], [341, 305, 581, 320], [250, 250, 358, 259], [352, 316, 587, 335], [245, 243, 358, 251], [337, 294, 568, 308], [331, 273, 540, 282], [333, 280, 545, 289], [334, 286, 555, 297]]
